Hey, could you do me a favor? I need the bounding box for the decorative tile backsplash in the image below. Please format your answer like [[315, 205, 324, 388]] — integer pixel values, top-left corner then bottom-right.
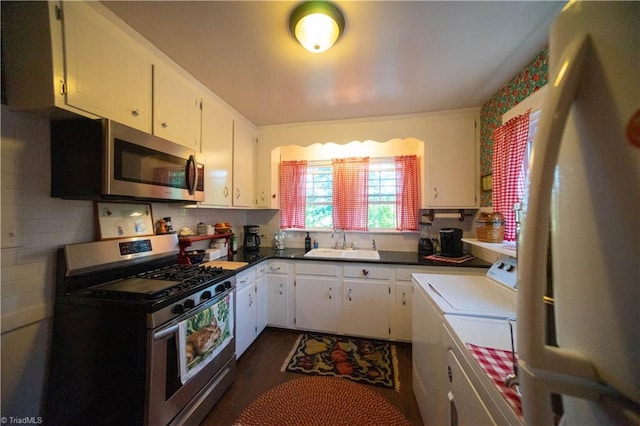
[[479, 48, 549, 206]]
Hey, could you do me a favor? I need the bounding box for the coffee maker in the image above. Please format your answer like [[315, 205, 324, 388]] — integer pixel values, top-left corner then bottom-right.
[[243, 225, 261, 251], [439, 228, 463, 257]]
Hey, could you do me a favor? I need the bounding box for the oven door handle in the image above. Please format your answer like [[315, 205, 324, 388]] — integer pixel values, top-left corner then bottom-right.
[[154, 324, 179, 341]]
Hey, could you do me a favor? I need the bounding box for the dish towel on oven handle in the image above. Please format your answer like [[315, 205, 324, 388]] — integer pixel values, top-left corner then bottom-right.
[[178, 292, 234, 384], [466, 343, 524, 420]]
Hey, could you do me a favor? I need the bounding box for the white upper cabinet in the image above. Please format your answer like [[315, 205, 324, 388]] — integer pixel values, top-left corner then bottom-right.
[[153, 63, 202, 149], [232, 119, 256, 207], [3, 1, 153, 133], [63, 2, 153, 133], [423, 110, 480, 208], [201, 95, 234, 207]]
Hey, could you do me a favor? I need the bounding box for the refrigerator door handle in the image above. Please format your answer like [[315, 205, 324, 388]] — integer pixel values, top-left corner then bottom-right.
[[518, 33, 605, 423]]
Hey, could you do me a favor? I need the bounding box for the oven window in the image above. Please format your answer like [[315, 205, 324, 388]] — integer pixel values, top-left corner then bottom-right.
[[114, 139, 188, 189]]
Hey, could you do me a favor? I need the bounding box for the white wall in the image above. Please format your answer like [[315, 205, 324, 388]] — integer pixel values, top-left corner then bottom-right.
[[0, 106, 248, 417]]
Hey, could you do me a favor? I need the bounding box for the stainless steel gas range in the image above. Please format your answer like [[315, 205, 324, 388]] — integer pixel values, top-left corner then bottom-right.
[[47, 234, 236, 425]]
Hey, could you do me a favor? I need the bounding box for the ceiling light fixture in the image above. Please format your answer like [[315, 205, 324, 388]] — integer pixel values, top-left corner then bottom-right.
[[289, 1, 345, 53]]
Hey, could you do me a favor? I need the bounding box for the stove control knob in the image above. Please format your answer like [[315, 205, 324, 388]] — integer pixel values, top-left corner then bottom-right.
[[506, 264, 515, 272], [173, 304, 185, 314], [201, 291, 212, 300], [497, 261, 505, 269], [215, 284, 225, 293], [184, 299, 195, 309], [224, 280, 232, 289]]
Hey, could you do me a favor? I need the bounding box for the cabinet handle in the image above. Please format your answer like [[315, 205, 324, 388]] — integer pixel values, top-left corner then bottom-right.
[[279, 283, 283, 295], [260, 191, 265, 202], [402, 292, 406, 305], [328, 287, 332, 300], [434, 187, 439, 199], [131, 109, 140, 117], [235, 188, 241, 199], [223, 186, 229, 198], [272, 193, 277, 199], [161, 121, 168, 128], [362, 269, 369, 277], [348, 288, 352, 302], [270, 266, 281, 271], [249, 294, 253, 307]]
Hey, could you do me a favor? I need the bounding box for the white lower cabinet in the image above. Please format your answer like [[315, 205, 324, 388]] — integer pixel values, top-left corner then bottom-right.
[[392, 283, 413, 342], [342, 280, 390, 339], [235, 267, 258, 358], [256, 262, 268, 335], [266, 261, 292, 328], [342, 265, 392, 339], [294, 262, 340, 333]]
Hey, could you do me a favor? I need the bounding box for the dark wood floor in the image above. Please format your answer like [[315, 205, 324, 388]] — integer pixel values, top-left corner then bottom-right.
[[201, 328, 424, 425]]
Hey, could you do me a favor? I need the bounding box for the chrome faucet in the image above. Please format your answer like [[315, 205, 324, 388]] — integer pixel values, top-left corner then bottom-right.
[[331, 228, 346, 249]]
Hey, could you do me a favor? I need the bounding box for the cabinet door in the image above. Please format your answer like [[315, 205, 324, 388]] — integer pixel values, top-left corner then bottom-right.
[[256, 272, 268, 334], [232, 119, 256, 207], [266, 274, 289, 327], [424, 112, 478, 208], [62, 2, 152, 133], [392, 282, 412, 341], [153, 63, 201, 149], [201, 96, 233, 206], [235, 282, 256, 358], [342, 280, 390, 339], [295, 276, 340, 333]]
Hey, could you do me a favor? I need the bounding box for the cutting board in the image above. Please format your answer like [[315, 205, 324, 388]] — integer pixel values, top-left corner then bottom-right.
[[201, 260, 249, 270]]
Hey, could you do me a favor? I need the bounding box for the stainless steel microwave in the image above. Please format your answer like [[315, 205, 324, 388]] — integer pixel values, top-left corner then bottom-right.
[[51, 118, 204, 202]]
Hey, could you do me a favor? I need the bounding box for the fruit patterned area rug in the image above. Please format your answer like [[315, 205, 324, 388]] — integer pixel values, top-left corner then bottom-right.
[[280, 333, 400, 391]]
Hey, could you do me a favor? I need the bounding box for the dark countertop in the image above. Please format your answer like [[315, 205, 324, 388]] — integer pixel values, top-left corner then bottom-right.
[[228, 247, 491, 269]]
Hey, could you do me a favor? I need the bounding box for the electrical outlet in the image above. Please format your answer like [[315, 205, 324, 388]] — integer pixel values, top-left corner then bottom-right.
[[179, 208, 187, 217]]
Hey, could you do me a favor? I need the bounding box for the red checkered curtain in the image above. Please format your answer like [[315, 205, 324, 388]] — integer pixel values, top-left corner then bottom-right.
[[332, 157, 369, 231], [395, 155, 421, 231], [279, 160, 307, 229], [492, 111, 530, 241]]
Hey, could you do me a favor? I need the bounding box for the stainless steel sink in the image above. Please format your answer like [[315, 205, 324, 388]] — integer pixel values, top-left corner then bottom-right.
[[303, 248, 380, 260]]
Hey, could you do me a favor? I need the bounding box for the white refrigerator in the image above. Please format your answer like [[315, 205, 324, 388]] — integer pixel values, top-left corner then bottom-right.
[[518, 1, 639, 425]]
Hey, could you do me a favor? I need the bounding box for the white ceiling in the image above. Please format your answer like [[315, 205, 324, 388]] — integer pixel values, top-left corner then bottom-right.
[[102, 1, 565, 127]]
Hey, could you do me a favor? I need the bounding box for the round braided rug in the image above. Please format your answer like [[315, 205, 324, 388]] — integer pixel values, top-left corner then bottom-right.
[[233, 376, 411, 425]]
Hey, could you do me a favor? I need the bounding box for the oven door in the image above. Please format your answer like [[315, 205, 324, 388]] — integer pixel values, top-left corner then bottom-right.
[[146, 288, 235, 425]]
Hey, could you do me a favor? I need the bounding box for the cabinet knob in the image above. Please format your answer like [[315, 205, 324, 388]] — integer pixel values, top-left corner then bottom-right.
[[161, 121, 168, 128], [434, 187, 439, 199], [279, 282, 284, 295], [235, 188, 241, 199], [131, 109, 140, 117], [272, 193, 277, 199], [362, 269, 369, 277], [223, 186, 229, 198]]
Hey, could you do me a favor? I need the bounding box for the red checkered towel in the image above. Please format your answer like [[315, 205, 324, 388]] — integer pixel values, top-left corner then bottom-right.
[[466, 343, 523, 420]]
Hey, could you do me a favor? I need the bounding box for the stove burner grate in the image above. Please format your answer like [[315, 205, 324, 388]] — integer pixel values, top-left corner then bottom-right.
[[89, 265, 230, 302]]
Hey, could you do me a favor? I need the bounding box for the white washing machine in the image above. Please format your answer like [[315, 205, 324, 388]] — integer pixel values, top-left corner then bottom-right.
[[412, 258, 520, 426]]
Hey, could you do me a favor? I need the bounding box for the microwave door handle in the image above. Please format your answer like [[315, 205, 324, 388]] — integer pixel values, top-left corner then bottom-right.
[[186, 155, 196, 195]]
